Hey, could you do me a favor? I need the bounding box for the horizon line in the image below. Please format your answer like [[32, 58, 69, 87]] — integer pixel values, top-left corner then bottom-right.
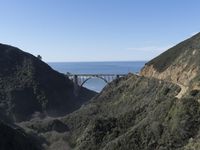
[[46, 60, 148, 63]]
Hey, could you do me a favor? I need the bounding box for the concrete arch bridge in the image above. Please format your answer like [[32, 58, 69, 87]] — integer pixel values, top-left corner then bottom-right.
[[67, 74, 126, 87], [66, 74, 127, 94]]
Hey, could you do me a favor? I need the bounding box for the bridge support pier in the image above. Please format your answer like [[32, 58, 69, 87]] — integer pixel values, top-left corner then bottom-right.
[[73, 75, 79, 96], [116, 75, 120, 79]]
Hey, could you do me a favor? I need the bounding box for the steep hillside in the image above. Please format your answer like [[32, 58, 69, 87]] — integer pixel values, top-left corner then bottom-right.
[[140, 33, 200, 93], [20, 74, 200, 150], [62, 75, 200, 150], [0, 43, 96, 122]]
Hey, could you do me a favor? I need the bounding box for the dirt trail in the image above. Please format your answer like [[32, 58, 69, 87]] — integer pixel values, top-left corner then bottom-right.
[[175, 83, 188, 99]]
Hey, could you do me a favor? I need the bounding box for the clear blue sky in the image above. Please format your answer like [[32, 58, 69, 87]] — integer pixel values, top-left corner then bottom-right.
[[0, 0, 199, 62]]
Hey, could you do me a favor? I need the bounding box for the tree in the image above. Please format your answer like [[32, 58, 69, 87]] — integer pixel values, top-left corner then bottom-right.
[[37, 55, 42, 60]]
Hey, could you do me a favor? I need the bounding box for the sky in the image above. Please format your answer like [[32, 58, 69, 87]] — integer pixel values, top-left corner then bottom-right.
[[0, 0, 199, 62]]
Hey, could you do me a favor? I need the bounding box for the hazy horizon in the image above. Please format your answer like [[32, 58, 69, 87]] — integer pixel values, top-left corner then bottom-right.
[[47, 60, 147, 63]]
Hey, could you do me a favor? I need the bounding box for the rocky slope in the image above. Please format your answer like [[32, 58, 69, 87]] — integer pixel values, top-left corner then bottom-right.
[[140, 33, 200, 96], [0, 43, 96, 122]]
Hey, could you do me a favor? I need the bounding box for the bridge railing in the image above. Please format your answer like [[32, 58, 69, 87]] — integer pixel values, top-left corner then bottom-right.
[[66, 74, 127, 77]]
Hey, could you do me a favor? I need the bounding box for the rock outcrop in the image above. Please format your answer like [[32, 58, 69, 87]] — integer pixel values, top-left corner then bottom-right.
[[0, 43, 96, 122], [140, 33, 200, 96]]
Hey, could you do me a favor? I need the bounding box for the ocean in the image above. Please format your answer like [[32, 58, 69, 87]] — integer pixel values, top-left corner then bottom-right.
[[48, 61, 146, 92]]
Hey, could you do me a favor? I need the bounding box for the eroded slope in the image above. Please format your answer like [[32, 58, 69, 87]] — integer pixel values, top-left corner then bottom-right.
[[140, 33, 200, 94]]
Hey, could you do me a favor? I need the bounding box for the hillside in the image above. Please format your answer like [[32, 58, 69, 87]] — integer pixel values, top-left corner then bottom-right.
[[17, 33, 200, 149], [0, 121, 41, 150], [140, 33, 200, 95], [20, 74, 200, 150], [3, 33, 200, 150], [0, 43, 96, 122]]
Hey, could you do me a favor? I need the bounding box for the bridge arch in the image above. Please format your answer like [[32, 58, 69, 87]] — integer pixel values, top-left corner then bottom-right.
[[66, 74, 127, 95], [80, 76, 109, 87]]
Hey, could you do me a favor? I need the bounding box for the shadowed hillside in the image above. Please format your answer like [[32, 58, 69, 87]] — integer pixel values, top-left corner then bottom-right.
[[0, 43, 96, 122], [0, 120, 41, 150]]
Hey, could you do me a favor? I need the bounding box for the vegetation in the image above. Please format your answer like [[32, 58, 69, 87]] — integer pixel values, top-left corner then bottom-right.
[[37, 55, 42, 60], [59, 75, 200, 150], [19, 74, 200, 150], [0, 121, 41, 150], [0, 43, 96, 122], [145, 32, 200, 72], [1, 33, 200, 150]]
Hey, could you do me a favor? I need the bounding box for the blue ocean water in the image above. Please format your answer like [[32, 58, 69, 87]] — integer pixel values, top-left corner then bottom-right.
[[48, 61, 146, 92]]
